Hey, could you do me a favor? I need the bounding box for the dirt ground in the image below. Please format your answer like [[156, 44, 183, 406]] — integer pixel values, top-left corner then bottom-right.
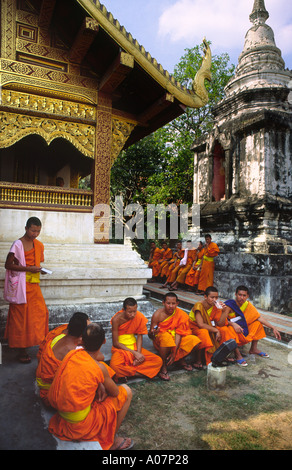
[[119, 339, 292, 450]]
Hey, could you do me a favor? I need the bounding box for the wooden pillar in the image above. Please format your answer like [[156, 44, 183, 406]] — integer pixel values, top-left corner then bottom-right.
[[93, 93, 112, 243]]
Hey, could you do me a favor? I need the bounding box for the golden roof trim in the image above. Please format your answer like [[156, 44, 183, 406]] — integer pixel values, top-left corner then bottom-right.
[[77, 0, 211, 108]]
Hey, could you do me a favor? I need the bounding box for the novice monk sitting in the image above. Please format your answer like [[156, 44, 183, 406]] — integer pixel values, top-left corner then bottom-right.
[[36, 312, 90, 406], [48, 323, 134, 451], [109, 297, 163, 381], [190, 286, 248, 366], [149, 292, 201, 381], [224, 285, 281, 358]]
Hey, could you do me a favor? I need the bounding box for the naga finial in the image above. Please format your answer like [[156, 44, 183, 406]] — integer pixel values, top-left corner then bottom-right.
[[192, 38, 212, 106]]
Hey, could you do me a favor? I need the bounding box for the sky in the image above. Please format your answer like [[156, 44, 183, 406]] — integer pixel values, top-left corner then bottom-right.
[[102, 0, 292, 74]]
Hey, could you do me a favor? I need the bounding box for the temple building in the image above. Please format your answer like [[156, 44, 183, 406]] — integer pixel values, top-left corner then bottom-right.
[[192, 0, 292, 313], [0, 0, 211, 332]]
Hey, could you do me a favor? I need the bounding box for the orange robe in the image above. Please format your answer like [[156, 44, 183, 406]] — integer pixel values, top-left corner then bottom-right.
[[4, 239, 49, 348], [110, 310, 163, 378], [166, 250, 184, 283], [149, 247, 163, 277], [190, 302, 241, 364], [37, 334, 115, 407], [48, 349, 127, 450], [228, 301, 266, 346], [189, 302, 220, 365], [185, 248, 204, 287], [153, 307, 201, 361], [36, 333, 65, 407], [197, 242, 220, 291], [157, 248, 173, 276], [37, 324, 68, 362], [176, 250, 196, 284]]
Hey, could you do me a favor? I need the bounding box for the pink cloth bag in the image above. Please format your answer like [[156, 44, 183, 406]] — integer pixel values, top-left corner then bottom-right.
[[4, 240, 27, 304]]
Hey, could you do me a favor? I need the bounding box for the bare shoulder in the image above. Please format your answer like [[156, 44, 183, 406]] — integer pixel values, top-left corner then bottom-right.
[[152, 307, 166, 322]]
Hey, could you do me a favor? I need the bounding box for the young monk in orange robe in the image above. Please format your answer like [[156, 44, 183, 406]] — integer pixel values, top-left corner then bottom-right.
[[36, 312, 90, 406], [48, 323, 133, 450], [185, 242, 204, 292], [149, 292, 201, 380], [110, 298, 163, 380], [197, 234, 220, 293], [225, 285, 281, 357], [4, 217, 49, 363], [154, 242, 172, 278], [191, 286, 248, 366], [148, 242, 163, 278], [37, 323, 69, 362], [162, 243, 184, 287]]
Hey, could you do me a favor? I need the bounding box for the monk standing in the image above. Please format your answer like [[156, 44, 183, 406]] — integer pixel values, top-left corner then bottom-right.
[[4, 216, 49, 363], [149, 292, 201, 380], [110, 298, 163, 381], [197, 234, 219, 294], [48, 323, 134, 450]]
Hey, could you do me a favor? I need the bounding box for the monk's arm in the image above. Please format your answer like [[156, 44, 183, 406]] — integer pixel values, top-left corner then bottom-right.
[[97, 363, 119, 398], [136, 334, 143, 353], [195, 311, 217, 333], [216, 306, 229, 327], [5, 252, 41, 273], [166, 333, 181, 366], [148, 311, 161, 338], [258, 315, 281, 340]]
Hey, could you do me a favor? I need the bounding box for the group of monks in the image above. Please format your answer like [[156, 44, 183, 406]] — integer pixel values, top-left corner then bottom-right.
[[3, 217, 282, 450], [35, 287, 280, 449], [148, 235, 220, 294]]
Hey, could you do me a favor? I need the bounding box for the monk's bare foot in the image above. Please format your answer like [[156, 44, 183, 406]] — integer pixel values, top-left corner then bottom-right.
[[179, 360, 192, 371], [110, 436, 134, 450]]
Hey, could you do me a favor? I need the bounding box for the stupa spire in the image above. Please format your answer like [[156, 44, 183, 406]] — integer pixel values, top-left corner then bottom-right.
[[249, 0, 269, 25]]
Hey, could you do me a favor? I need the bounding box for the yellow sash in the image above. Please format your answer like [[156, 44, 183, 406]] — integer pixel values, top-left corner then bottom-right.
[[118, 333, 136, 350], [228, 301, 248, 319], [203, 255, 214, 262], [26, 271, 40, 283], [51, 333, 66, 348], [189, 309, 196, 322], [160, 311, 176, 338], [240, 301, 249, 312], [190, 302, 209, 322], [59, 405, 91, 423], [36, 334, 66, 390], [36, 377, 51, 390]]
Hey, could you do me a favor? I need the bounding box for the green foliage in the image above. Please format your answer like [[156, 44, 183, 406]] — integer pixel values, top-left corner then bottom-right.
[[110, 42, 235, 250]]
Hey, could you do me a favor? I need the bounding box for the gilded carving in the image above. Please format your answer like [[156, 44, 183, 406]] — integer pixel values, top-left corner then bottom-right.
[[111, 118, 135, 165], [0, 111, 95, 158], [1, 89, 96, 121]]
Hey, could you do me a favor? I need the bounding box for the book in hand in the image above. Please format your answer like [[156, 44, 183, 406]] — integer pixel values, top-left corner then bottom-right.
[[41, 267, 53, 275]]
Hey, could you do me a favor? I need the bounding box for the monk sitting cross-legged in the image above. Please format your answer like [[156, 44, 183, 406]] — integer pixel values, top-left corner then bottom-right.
[[48, 323, 134, 451], [149, 292, 201, 381], [109, 298, 163, 381], [36, 312, 90, 407]]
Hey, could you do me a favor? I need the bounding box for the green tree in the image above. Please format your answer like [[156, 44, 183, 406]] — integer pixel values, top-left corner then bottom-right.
[[110, 133, 165, 208], [144, 42, 235, 205]]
